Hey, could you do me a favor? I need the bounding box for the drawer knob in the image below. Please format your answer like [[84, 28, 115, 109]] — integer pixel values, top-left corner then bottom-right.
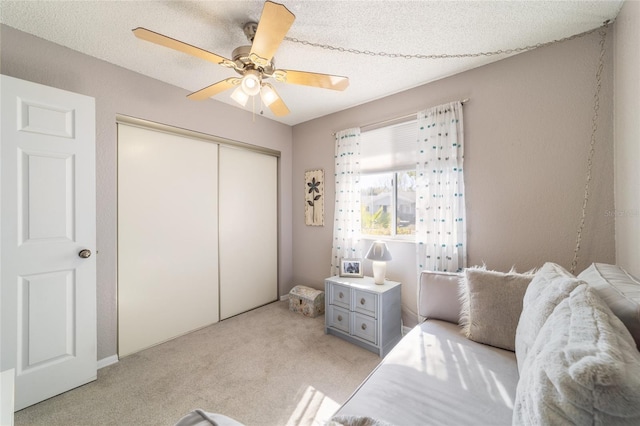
[[360, 298, 366, 305], [339, 292, 344, 299], [337, 315, 343, 322], [361, 323, 367, 330]]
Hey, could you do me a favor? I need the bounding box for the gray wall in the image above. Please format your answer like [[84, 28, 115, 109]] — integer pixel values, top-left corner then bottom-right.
[[292, 29, 615, 326], [614, 1, 640, 278], [0, 25, 294, 361], [1, 16, 627, 356]]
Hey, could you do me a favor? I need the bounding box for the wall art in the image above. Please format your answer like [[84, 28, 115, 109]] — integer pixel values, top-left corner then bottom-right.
[[304, 168, 324, 226]]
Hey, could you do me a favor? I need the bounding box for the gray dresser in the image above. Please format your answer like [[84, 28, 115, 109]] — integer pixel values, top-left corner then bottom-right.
[[324, 276, 402, 357]]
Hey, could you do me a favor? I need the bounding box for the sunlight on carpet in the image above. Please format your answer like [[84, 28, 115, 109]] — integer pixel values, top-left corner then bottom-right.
[[286, 385, 340, 426]]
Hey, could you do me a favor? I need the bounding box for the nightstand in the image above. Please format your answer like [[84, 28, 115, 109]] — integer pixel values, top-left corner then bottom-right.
[[324, 276, 402, 357]]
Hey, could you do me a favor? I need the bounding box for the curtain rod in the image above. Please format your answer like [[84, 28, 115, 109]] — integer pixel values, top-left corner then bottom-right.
[[332, 98, 469, 136]]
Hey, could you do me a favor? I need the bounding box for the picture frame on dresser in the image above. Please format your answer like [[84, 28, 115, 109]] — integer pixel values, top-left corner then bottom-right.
[[340, 258, 363, 277]]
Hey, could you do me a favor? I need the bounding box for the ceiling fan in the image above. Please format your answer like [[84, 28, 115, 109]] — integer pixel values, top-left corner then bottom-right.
[[133, 1, 349, 117]]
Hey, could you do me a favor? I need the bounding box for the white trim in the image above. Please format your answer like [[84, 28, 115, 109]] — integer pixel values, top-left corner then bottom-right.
[[97, 355, 119, 370], [402, 326, 412, 336], [1, 369, 15, 426], [280, 294, 289, 301], [116, 114, 280, 158]]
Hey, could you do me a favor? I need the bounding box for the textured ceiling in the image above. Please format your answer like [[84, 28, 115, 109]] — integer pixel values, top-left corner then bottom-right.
[[0, 0, 624, 126]]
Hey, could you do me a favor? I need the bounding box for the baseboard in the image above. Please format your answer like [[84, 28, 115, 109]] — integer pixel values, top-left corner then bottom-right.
[[97, 355, 119, 370], [1, 368, 14, 426], [280, 294, 289, 301]]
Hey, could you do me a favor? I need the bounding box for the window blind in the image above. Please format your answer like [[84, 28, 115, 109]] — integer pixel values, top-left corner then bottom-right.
[[360, 119, 417, 173]]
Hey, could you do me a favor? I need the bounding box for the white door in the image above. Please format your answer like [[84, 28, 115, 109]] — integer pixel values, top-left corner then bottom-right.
[[219, 146, 278, 319], [0, 75, 96, 410], [117, 124, 219, 357]]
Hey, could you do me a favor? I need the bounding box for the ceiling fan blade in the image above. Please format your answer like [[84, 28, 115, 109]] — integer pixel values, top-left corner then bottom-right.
[[261, 83, 290, 116], [269, 96, 290, 117], [249, 1, 295, 68], [273, 69, 349, 91], [187, 78, 240, 100], [133, 27, 234, 67]]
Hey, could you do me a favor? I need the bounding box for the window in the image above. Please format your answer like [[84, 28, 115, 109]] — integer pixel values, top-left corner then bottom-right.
[[360, 119, 418, 239], [361, 171, 416, 237]]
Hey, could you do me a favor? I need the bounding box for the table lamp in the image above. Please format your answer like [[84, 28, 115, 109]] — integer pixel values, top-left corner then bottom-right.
[[365, 241, 392, 284]]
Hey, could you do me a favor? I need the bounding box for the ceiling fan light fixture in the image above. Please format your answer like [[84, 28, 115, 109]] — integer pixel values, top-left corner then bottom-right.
[[231, 86, 250, 106], [260, 84, 278, 106], [241, 70, 261, 96], [133, 1, 348, 118]]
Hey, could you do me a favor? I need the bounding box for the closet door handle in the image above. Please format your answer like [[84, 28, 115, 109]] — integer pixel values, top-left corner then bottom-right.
[[360, 298, 366, 305], [361, 323, 367, 331], [337, 315, 343, 322], [339, 292, 344, 299]]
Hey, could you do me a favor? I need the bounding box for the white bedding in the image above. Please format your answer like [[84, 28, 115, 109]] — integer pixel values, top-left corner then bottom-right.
[[333, 320, 519, 425]]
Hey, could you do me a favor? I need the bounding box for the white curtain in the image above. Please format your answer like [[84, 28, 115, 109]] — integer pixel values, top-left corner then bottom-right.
[[416, 101, 466, 272], [330, 128, 363, 276]]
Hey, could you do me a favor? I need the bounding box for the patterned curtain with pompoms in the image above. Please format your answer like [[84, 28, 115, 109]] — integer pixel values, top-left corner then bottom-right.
[[416, 101, 466, 272], [330, 128, 362, 276]]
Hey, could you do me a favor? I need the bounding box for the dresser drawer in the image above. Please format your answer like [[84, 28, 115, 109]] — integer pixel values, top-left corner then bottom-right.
[[352, 313, 377, 344], [330, 283, 351, 309], [328, 305, 350, 333], [354, 289, 377, 317], [324, 276, 401, 358]]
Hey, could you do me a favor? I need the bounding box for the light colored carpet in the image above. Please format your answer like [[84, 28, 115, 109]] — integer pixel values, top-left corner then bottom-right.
[[15, 301, 381, 426]]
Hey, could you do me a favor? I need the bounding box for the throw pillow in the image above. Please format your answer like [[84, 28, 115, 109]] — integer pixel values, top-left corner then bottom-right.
[[174, 410, 246, 426], [331, 416, 394, 426], [419, 270, 462, 324], [458, 267, 534, 351], [514, 262, 582, 372], [578, 263, 640, 349], [513, 284, 640, 425]]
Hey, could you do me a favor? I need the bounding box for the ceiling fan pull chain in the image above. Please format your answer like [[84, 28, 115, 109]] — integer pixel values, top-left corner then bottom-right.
[[570, 22, 608, 275]]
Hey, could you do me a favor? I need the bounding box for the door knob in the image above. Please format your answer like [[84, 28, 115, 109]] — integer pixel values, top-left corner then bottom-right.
[[78, 249, 92, 259]]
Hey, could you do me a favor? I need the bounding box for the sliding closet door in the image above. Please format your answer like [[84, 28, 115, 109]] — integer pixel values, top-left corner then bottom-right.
[[118, 124, 219, 357], [219, 146, 278, 319]]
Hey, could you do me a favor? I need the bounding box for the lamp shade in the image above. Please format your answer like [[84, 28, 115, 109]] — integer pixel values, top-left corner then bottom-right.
[[365, 241, 392, 261], [260, 84, 278, 106], [230, 86, 249, 106], [240, 70, 261, 96]]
